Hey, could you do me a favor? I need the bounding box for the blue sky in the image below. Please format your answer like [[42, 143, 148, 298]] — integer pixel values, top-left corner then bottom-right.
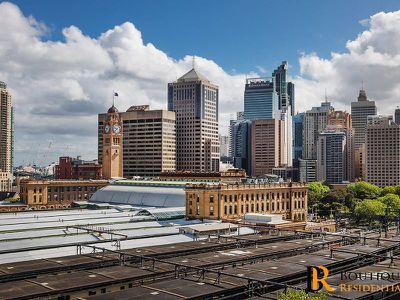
[[11, 0, 400, 76], [2, 1, 400, 165]]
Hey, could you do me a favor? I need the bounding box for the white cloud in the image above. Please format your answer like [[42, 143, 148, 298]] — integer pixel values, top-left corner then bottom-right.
[[2, 2, 400, 166], [0, 2, 249, 166], [295, 10, 400, 115]]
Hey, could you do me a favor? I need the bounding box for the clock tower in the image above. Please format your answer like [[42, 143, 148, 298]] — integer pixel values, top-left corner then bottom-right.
[[102, 105, 123, 179]]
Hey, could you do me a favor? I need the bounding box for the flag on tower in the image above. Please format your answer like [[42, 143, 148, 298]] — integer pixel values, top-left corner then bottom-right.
[[114, 92, 119, 97]]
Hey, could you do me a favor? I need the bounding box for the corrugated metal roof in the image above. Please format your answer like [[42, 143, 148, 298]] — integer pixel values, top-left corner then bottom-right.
[[90, 185, 185, 207]]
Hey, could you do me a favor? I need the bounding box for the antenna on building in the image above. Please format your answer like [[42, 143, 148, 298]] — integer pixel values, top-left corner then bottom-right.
[[192, 55, 195, 69], [324, 88, 328, 103], [361, 80, 364, 90]]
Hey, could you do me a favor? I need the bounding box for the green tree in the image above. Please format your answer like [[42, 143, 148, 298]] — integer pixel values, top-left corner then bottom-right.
[[381, 186, 396, 196], [307, 182, 330, 208], [346, 182, 381, 200], [377, 193, 400, 215], [278, 289, 327, 300], [355, 199, 386, 216]]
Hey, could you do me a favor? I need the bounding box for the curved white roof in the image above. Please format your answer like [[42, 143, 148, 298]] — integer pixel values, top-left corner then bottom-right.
[[90, 184, 185, 207]]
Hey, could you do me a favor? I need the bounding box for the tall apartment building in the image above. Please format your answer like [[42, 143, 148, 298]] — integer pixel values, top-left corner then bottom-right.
[[244, 78, 278, 120], [251, 119, 285, 177], [168, 68, 219, 172], [302, 101, 333, 160], [351, 90, 377, 150], [0, 81, 13, 174], [317, 126, 355, 183], [98, 105, 176, 177], [366, 115, 400, 187]]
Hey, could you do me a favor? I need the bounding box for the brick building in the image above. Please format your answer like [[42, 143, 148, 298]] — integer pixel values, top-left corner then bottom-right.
[[55, 156, 102, 180]]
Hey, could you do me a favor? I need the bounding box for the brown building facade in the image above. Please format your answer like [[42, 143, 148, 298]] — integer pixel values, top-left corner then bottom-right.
[[55, 156, 102, 180], [168, 68, 220, 172], [186, 182, 307, 222], [20, 179, 108, 209], [251, 119, 285, 177], [99, 105, 176, 178]]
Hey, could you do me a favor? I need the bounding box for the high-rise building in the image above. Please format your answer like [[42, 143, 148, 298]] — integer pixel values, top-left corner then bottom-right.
[[0, 81, 13, 175], [251, 119, 285, 176], [229, 112, 244, 157], [302, 101, 333, 160], [355, 144, 366, 180], [293, 113, 304, 168], [395, 106, 400, 125], [272, 61, 295, 114], [317, 126, 355, 183], [366, 115, 400, 187], [231, 119, 252, 174], [219, 135, 230, 158], [244, 78, 278, 120], [99, 105, 176, 177], [279, 106, 293, 167], [299, 158, 317, 183], [351, 90, 377, 150], [168, 68, 219, 172]]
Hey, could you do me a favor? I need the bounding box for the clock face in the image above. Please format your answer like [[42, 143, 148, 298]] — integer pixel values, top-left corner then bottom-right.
[[113, 124, 121, 133], [104, 125, 110, 133]]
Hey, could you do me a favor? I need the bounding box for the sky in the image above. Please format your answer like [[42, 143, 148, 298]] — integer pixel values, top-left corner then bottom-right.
[[1, 0, 400, 166]]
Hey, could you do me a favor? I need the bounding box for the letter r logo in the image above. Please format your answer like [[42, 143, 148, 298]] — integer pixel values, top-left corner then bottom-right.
[[307, 265, 333, 292]]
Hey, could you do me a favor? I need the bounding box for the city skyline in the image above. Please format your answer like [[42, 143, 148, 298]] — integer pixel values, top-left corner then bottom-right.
[[1, 1, 400, 165]]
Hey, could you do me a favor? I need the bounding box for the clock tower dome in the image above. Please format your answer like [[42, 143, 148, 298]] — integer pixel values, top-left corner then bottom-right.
[[102, 105, 123, 179]]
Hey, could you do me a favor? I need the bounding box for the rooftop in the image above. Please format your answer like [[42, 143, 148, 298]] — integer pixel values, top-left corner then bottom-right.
[[176, 68, 209, 83]]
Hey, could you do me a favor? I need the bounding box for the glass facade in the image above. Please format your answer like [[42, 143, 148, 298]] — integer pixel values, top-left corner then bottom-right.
[[244, 78, 278, 120]]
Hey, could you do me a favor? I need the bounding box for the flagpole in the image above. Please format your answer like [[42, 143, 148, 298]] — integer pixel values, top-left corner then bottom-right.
[[112, 91, 115, 107]]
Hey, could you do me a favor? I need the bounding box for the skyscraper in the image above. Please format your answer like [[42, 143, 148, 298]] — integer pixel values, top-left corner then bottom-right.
[[366, 115, 400, 187], [395, 106, 400, 125], [219, 135, 230, 158], [231, 119, 252, 174], [272, 61, 295, 114], [168, 68, 219, 172], [293, 113, 304, 168], [351, 90, 377, 150], [317, 126, 354, 183], [0, 81, 13, 174], [229, 112, 244, 157], [302, 101, 333, 160], [244, 78, 278, 120], [98, 105, 176, 177], [251, 119, 285, 176]]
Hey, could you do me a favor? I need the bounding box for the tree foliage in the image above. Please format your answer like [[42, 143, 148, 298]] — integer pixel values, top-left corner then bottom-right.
[[355, 199, 386, 216], [307, 182, 330, 207], [346, 182, 381, 200]]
